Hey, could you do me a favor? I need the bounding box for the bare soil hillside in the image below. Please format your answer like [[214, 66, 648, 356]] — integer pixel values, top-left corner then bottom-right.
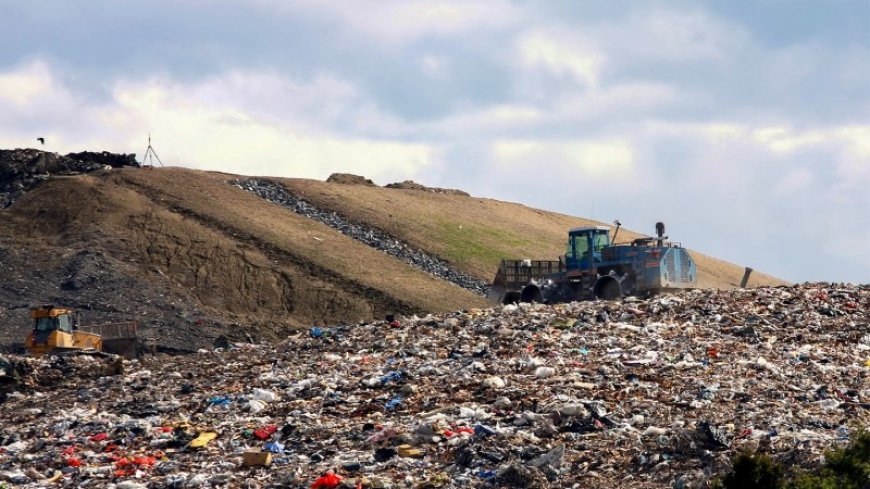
[[0, 151, 784, 352], [0, 165, 488, 351], [272, 177, 785, 289]]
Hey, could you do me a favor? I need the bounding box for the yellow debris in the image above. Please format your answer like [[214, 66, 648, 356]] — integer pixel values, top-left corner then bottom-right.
[[189, 431, 218, 448], [397, 444, 423, 458]]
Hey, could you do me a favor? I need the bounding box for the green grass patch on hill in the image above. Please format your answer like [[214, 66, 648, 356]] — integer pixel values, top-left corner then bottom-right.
[[434, 219, 539, 267]]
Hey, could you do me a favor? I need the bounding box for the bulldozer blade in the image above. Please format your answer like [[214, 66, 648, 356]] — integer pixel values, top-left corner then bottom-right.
[[102, 338, 138, 359]]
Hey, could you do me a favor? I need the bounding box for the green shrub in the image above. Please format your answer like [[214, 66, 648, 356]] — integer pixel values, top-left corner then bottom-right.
[[713, 429, 869, 489], [714, 451, 785, 489], [789, 429, 870, 489]]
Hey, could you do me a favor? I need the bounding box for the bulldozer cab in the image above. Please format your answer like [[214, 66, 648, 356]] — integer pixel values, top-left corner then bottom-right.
[[26, 306, 102, 356], [34, 312, 74, 333], [565, 226, 610, 271], [31, 306, 75, 338]]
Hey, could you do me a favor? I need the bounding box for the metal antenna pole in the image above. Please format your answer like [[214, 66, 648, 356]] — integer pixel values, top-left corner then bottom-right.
[[142, 133, 164, 167]]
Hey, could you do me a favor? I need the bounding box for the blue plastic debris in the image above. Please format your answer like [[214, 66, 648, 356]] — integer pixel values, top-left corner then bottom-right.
[[207, 396, 231, 406], [265, 441, 285, 453], [476, 469, 496, 480], [380, 371, 402, 384], [836, 426, 850, 440], [310, 327, 323, 338], [385, 396, 403, 411], [474, 424, 497, 437]]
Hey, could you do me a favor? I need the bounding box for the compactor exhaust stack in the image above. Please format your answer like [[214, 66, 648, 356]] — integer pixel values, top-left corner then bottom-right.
[[611, 219, 622, 244]]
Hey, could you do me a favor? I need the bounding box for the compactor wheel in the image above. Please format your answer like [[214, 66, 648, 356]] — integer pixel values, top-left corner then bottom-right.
[[594, 277, 622, 300], [520, 284, 544, 303]]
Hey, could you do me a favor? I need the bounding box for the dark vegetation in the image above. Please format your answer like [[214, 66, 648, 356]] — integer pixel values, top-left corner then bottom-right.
[[715, 429, 870, 489]]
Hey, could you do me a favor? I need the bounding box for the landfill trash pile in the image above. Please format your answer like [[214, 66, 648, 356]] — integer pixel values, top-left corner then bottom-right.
[[232, 179, 490, 296], [0, 149, 139, 208], [0, 284, 867, 488], [384, 180, 470, 196], [325, 174, 377, 187]]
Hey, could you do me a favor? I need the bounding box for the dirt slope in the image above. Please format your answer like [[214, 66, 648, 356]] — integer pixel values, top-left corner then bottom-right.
[[0, 167, 488, 350], [273, 177, 785, 289], [0, 160, 783, 351]]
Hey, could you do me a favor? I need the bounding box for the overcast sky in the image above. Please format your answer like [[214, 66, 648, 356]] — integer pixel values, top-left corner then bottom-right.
[[1, 1, 868, 283]]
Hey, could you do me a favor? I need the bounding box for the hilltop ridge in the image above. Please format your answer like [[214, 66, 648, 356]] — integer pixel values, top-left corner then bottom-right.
[[0, 149, 784, 351]]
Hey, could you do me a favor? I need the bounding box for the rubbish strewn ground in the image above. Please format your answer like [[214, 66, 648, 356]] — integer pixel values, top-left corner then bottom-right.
[[1, 284, 867, 488]]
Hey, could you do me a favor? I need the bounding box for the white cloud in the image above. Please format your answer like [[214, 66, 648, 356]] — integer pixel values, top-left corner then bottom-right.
[[0, 61, 53, 107], [492, 139, 634, 179], [417, 54, 449, 78], [571, 141, 634, 177], [182, 71, 359, 130], [422, 103, 544, 135], [557, 82, 681, 119], [750, 125, 870, 191], [752, 126, 827, 153], [773, 167, 814, 197], [0, 62, 437, 182], [109, 80, 434, 180], [0, 61, 80, 127], [421, 81, 680, 138], [835, 126, 870, 160], [516, 29, 603, 88], [265, 0, 521, 44], [600, 9, 749, 63]]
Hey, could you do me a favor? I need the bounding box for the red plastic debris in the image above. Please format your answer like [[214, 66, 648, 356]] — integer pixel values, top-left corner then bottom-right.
[[133, 455, 157, 466], [89, 433, 108, 442], [444, 426, 474, 438], [65, 457, 82, 467], [253, 425, 278, 440], [311, 473, 343, 489]]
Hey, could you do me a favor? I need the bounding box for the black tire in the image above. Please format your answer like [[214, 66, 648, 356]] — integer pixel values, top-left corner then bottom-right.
[[595, 278, 621, 300], [502, 291, 522, 304], [620, 275, 637, 297], [520, 284, 544, 303]]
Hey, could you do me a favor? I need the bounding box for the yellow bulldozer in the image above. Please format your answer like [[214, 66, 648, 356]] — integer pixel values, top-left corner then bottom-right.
[[24, 306, 138, 358]]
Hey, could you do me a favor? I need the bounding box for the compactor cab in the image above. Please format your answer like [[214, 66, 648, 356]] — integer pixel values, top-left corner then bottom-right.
[[25, 306, 102, 355], [565, 226, 611, 271]]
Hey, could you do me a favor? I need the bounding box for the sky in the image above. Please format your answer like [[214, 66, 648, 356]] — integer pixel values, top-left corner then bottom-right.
[[1, 1, 868, 284]]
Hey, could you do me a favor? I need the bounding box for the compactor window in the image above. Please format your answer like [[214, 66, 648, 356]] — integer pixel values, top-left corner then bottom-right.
[[573, 235, 590, 257], [593, 232, 609, 252]]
